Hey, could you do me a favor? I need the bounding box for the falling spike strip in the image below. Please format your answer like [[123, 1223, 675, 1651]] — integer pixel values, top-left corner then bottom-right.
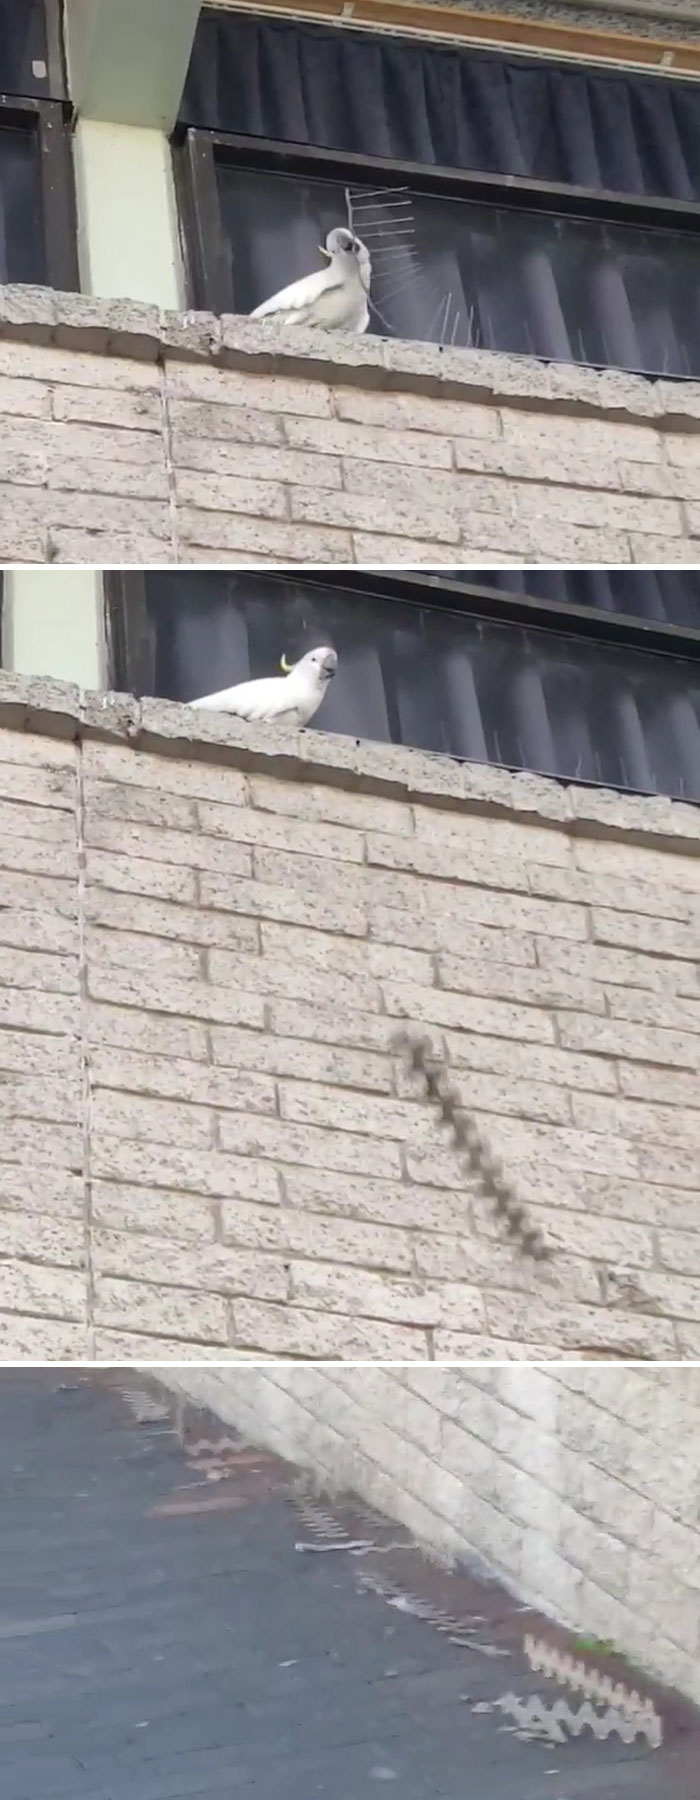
[[391, 1029, 550, 1260]]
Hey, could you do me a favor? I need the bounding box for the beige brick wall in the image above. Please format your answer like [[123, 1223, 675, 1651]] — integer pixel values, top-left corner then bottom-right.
[[1, 289, 700, 563], [157, 1363, 700, 1707], [1, 671, 699, 1360]]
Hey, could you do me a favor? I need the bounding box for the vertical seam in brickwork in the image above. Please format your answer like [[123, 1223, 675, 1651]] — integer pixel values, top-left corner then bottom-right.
[[75, 730, 95, 1354], [159, 355, 179, 561]]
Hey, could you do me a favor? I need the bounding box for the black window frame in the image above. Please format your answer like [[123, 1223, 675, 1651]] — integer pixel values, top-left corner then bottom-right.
[[41, 0, 65, 100], [0, 89, 78, 291], [173, 126, 700, 375], [104, 566, 700, 791], [104, 570, 156, 699]]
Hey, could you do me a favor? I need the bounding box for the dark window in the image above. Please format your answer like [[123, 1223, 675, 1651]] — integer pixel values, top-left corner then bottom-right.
[[0, 6, 75, 289], [0, 0, 64, 100], [106, 569, 700, 804], [175, 11, 700, 380]]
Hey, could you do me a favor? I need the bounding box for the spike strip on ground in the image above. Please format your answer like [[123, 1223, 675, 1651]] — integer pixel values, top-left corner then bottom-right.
[[524, 1635, 663, 1729], [115, 1386, 175, 1425], [492, 1692, 662, 1750], [289, 1491, 659, 1746]]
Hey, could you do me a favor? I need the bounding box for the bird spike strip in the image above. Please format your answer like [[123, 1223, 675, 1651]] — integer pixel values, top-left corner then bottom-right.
[[493, 1691, 663, 1750], [391, 1029, 549, 1261], [291, 1492, 662, 1752], [344, 184, 478, 349], [524, 1635, 663, 1731]]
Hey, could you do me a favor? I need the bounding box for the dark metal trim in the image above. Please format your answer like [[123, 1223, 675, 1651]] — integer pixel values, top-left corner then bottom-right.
[[0, 91, 47, 124], [103, 571, 158, 697], [277, 569, 700, 663], [0, 90, 78, 289], [36, 98, 79, 290], [43, 0, 67, 100], [178, 124, 700, 248], [173, 131, 231, 318]]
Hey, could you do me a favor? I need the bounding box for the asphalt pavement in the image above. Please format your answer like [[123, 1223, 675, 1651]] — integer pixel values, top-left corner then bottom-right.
[[0, 1370, 696, 1800]]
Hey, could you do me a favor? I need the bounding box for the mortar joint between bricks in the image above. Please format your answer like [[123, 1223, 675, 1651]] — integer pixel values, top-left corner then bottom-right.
[[159, 362, 179, 563], [74, 733, 95, 1355]]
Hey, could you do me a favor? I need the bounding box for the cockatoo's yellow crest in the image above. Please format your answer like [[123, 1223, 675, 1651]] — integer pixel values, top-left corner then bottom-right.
[[280, 653, 293, 673]]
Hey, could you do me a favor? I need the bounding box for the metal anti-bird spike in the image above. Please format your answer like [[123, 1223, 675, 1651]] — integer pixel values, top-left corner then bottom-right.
[[523, 1636, 663, 1732], [390, 1029, 549, 1262]]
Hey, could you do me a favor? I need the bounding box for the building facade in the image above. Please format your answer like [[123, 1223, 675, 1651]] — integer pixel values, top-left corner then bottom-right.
[[1, 566, 698, 1362], [2, 0, 700, 562]]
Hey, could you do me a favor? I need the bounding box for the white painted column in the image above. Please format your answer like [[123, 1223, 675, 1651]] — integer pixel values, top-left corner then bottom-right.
[[64, 0, 202, 309], [3, 570, 106, 689]]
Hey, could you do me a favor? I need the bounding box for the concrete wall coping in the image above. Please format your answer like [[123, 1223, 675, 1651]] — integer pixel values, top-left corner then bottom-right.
[[3, 284, 700, 428], [2, 668, 698, 853]]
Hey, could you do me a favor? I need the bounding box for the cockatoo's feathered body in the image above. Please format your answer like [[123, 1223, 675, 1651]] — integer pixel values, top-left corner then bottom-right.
[[189, 646, 338, 728], [251, 228, 371, 333]]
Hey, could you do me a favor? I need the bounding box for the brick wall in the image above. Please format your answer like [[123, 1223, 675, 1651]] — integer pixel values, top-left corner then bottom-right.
[[1, 289, 700, 564], [157, 1363, 700, 1707], [209, 0, 700, 48], [1, 670, 699, 1361]]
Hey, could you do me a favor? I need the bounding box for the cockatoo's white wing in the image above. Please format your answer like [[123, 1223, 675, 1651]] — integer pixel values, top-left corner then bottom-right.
[[190, 674, 299, 721], [251, 266, 340, 324]]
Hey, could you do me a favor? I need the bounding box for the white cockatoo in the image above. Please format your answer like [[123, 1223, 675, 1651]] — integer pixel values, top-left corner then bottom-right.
[[250, 227, 371, 333], [189, 646, 338, 728]]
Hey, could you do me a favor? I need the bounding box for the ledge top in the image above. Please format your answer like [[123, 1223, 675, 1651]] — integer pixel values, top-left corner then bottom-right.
[[0, 669, 698, 852], [1, 283, 700, 426]]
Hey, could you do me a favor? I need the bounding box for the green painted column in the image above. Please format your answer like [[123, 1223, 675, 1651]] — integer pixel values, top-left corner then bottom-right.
[[73, 119, 185, 308], [3, 570, 106, 689], [64, 0, 202, 308]]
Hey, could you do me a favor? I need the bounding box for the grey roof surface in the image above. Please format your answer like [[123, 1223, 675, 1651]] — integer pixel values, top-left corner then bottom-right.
[[0, 1370, 697, 1800]]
